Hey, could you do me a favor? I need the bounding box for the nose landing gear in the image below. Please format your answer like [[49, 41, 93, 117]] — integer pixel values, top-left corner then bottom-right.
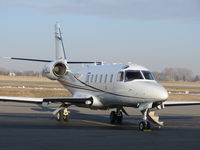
[[138, 109, 151, 131], [139, 121, 151, 131]]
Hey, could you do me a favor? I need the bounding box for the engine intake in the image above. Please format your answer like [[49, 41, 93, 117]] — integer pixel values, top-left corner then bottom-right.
[[42, 61, 68, 80], [53, 62, 67, 77]]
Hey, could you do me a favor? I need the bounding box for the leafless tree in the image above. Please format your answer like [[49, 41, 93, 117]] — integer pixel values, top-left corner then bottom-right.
[[153, 67, 193, 82]]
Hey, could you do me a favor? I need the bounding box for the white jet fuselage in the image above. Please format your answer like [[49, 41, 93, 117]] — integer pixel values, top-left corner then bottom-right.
[[55, 63, 168, 109]]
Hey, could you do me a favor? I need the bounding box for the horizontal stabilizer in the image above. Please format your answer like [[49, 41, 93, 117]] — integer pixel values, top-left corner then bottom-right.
[[7, 57, 102, 65], [67, 61, 102, 65], [10, 57, 52, 62]]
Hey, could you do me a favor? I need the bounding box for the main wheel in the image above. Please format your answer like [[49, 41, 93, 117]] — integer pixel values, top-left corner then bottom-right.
[[116, 112, 123, 124], [63, 114, 69, 122], [110, 111, 116, 124], [56, 110, 63, 121]]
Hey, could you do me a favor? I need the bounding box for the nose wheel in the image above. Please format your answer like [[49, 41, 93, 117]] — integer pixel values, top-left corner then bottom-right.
[[139, 121, 151, 131], [139, 109, 151, 131]]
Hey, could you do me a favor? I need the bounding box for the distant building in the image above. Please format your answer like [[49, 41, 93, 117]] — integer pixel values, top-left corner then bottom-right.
[[9, 72, 16, 76]]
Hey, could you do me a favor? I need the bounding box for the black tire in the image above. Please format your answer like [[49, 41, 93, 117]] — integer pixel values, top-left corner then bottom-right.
[[116, 112, 123, 124], [110, 111, 116, 124], [56, 110, 63, 121], [139, 121, 145, 131], [63, 115, 69, 122], [146, 121, 151, 129]]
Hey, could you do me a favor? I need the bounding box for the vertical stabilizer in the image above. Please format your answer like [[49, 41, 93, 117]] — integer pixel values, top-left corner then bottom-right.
[[55, 23, 67, 60]]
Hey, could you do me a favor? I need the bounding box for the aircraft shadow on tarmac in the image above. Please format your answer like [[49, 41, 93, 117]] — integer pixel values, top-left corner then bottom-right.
[[31, 107, 55, 112], [0, 108, 199, 130]]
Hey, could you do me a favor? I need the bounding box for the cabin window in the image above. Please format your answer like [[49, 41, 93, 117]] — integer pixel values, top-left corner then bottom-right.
[[86, 72, 91, 83], [90, 74, 94, 83], [99, 74, 103, 83], [125, 70, 143, 81], [117, 72, 124, 81], [104, 74, 108, 83], [110, 74, 113, 82], [95, 74, 98, 83], [142, 71, 154, 80]]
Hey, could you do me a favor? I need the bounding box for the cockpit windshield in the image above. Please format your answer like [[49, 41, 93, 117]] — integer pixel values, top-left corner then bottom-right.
[[125, 70, 143, 81], [142, 71, 154, 80], [124, 70, 155, 82]]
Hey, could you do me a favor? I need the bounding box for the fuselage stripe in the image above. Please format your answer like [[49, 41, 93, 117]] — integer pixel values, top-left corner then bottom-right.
[[59, 75, 151, 100]]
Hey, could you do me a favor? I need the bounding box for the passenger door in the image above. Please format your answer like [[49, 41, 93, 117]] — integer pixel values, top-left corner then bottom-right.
[[113, 71, 124, 93]]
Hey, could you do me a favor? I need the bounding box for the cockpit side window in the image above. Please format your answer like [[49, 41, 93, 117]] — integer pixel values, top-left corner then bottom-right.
[[117, 72, 124, 81], [125, 70, 143, 81], [142, 71, 154, 80]]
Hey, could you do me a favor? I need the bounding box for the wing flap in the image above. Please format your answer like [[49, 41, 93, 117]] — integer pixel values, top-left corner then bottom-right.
[[43, 97, 93, 105]]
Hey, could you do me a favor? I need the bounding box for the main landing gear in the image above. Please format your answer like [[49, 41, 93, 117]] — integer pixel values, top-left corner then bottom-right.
[[56, 107, 70, 122], [110, 108, 123, 124]]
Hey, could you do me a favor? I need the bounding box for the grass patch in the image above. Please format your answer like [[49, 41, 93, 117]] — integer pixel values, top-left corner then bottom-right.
[[0, 76, 199, 101], [0, 88, 71, 98], [168, 94, 200, 101]]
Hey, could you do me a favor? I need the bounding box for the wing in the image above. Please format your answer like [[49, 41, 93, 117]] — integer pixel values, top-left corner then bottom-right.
[[0, 96, 93, 105], [164, 101, 200, 107]]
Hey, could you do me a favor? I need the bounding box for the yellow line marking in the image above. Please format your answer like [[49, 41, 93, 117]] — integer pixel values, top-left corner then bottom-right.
[[143, 129, 152, 132], [81, 120, 117, 127]]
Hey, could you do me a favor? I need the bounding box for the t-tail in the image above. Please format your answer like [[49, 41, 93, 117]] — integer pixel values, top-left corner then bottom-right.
[[55, 23, 67, 61], [8, 23, 67, 63], [4, 23, 102, 80], [8, 23, 102, 65]]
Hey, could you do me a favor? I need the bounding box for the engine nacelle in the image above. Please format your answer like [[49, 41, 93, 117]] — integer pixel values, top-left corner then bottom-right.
[[90, 96, 103, 108], [42, 60, 68, 80]]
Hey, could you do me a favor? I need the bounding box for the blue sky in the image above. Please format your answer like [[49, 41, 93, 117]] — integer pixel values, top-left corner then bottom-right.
[[0, 0, 200, 74]]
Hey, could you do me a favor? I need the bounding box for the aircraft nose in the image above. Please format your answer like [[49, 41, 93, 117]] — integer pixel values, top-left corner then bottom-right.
[[142, 82, 169, 101], [157, 87, 169, 100]]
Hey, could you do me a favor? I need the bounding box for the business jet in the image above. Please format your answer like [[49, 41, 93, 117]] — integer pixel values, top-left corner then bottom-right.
[[1, 24, 200, 131]]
